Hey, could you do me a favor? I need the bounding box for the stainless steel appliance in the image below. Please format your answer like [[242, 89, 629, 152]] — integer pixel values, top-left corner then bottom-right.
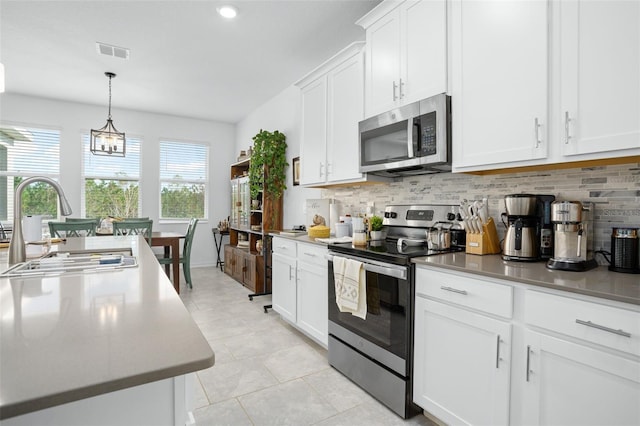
[[327, 204, 461, 419], [358, 94, 451, 177], [609, 227, 640, 274], [547, 201, 598, 271], [536, 195, 556, 259], [502, 194, 540, 261]]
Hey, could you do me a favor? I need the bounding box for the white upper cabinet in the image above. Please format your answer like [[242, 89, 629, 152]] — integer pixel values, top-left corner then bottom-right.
[[559, 0, 640, 158], [452, 0, 640, 172], [451, 0, 549, 170], [297, 42, 385, 187], [358, 0, 447, 118]]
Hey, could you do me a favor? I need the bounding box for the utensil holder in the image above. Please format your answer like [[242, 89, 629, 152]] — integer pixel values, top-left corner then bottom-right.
[[465, 217, 501, 255]]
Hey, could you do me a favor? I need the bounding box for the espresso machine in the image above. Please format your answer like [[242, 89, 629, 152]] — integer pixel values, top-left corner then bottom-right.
[[502, 194, 540, 261], [547, 201, 598, 271]]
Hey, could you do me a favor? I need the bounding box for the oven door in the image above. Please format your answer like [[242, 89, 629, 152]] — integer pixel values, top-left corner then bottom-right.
[[327, 252, 412, 376]]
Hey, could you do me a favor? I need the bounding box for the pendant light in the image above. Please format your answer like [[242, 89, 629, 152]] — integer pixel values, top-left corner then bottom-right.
[[90, 72, 126, 156]]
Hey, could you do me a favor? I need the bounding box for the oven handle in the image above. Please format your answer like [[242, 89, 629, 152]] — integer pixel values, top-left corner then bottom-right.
[[326, 252, 407, 280]]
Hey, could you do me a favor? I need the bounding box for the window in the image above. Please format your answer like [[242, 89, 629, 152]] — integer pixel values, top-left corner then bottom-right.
[[159, 140, 208, 220], [0, 125, 61, 222], [83, 135, 141, 219]]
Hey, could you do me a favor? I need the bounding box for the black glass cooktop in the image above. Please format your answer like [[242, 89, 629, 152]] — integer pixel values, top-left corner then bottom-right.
[[328, 239, 463, 266]]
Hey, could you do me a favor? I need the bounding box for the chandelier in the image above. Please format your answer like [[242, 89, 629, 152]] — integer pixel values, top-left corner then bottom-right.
[[90, 72, 126, 156]]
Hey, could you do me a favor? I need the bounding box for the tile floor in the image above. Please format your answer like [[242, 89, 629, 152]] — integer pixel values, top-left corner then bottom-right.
[[179, 266, 437, 426]]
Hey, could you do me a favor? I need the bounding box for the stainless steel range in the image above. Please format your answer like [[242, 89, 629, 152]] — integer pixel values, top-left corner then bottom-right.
[[327, 204, 461, 418]]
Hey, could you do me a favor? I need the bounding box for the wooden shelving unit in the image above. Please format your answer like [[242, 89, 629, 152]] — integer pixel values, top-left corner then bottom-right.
[[225, 158, 282, 295]]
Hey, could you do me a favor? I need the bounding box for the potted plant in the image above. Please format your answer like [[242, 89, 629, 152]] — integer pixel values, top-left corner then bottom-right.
[[248, 129, 288, 230], [369, 215, 384, 240]]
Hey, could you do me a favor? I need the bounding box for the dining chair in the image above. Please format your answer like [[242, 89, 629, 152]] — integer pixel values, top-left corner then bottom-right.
[[49, 220, 97, 238], [112, 219, 153, 245], [156, 218, 198, 289], [65, 217, 101, 230]]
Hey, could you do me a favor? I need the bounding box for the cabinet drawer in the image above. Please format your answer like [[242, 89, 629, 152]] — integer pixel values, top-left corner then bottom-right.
[[415, 267, 513, 318], [272, 237, 297, 256], [525, 290, 640, 356], [297, 243, 327, 267]]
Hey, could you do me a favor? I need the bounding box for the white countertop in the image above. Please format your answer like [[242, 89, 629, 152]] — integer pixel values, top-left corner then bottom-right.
[[414, 252, 640, 305], [0, 236, 215, 419]]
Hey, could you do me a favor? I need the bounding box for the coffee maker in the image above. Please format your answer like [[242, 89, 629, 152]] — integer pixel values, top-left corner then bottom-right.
[[547, 201, 598, 271], [502, 194, 540, 261], [536, 195, 556, 259]]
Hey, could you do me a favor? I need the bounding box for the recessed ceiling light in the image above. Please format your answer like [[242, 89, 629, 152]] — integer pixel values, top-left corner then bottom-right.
[[217, 5, 238, 19]]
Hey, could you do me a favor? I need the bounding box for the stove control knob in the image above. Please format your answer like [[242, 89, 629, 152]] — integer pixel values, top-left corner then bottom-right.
[[390, 212, 397, 219], [384, 212, 391, 218], [447, 212, 456, 221]]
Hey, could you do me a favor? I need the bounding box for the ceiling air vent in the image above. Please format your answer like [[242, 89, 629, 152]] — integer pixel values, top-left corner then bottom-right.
[[96, 42, 130, 60]]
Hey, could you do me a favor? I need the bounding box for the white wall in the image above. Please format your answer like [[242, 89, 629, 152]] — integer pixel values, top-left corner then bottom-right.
[[0, 93, 235, 267], [235, 85, 321, 229]]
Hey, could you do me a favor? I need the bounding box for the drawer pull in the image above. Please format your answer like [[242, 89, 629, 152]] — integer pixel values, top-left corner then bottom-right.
[[526, 345, 532, 382], [575, 319, 631, 338], [440, 286, 467, 295], [495, 335, 503, 368], [303, 252, 317, 257]]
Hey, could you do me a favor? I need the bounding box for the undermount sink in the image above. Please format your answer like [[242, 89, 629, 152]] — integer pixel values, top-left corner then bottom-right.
[[1, 248, 138, 277]]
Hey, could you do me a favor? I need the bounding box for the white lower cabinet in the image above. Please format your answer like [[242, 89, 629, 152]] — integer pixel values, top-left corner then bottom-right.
[[414, 297, 511, 425], [271, 237, 328, 347], [522, 329, 640, 426], [296, 252, 328, 346], [272, 251, 297, 324], [413, 268, 512, 426], [414, 266, 640, 426]]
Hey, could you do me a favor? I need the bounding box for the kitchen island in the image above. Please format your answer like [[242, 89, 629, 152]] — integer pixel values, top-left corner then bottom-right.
[[0, 236, 215, 424]]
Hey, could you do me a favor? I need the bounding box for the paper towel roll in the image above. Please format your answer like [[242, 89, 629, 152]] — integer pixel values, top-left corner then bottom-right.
[[329, 202, 338, 235], [23, 215, 43, 242]]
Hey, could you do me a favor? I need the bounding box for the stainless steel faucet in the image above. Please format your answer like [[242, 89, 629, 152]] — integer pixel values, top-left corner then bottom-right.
[[8, 176, 73, 264]]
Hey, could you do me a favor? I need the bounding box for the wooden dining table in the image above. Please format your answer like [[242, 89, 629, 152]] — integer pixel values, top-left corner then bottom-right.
[[151, 231, 185, 294]]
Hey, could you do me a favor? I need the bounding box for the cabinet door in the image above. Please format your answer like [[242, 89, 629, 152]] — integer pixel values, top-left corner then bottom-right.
[[451, 0, 548, 169], [326, 52, 364, 183], [296, 260, 328, 347], [413, 297, 511, 426], [300, 78, 328, 185], [223, 245, 234, 276], [364, 10, 401, 117], [401, 0, 447, 104], [522, 330, 640, 425], [242, 251, 256, 292], [271, 252, 297, 323], [560, 0, 640, 157]]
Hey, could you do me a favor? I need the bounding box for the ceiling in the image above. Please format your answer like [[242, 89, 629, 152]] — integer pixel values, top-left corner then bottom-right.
[[0, 0, 381, 123]]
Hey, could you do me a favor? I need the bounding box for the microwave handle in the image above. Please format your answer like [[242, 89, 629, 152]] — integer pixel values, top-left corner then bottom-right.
[[408, 119, 419, 158]]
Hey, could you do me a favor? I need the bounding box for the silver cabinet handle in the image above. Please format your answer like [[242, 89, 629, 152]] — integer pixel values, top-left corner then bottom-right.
[[303, 252, 317, 257], [495, 335, 503, 368], [526, 345, 532, 382], [534, 117, 542, 148], [393, 81, 398, 101], [289, 264, 294, 281], [399, 78, 405, 99], [564, 111, 571, 144], [319, 162, 325, 178], [575, 319, 631, 338], [440, 286, 467, 295]]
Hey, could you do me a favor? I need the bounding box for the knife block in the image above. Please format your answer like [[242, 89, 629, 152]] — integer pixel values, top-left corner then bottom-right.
[[465, 217, 501, 255]]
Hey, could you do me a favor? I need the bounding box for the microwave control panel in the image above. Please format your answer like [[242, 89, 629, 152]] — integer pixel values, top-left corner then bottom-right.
[[419, 111, 437, 156]]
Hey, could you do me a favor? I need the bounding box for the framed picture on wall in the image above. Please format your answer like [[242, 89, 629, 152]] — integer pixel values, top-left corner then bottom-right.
[[292, 157, 300, 186]]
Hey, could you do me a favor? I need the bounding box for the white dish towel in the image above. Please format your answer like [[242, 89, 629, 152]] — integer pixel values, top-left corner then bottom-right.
[[333, 256, 367, 319]]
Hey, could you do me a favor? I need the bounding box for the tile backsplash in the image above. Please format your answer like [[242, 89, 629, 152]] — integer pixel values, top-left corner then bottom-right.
[[322, 163, 640, 263]]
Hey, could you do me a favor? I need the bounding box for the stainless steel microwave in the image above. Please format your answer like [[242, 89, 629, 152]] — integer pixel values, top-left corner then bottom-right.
[[359, 93, 451, 177]]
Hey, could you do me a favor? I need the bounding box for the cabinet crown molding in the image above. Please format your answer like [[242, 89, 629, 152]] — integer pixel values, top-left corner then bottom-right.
[[356, 0, 405, 29], [294, 41, 365, 88]]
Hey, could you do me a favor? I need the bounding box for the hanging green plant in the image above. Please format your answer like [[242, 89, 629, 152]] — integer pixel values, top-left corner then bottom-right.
[[248, 129, 288, 202]]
